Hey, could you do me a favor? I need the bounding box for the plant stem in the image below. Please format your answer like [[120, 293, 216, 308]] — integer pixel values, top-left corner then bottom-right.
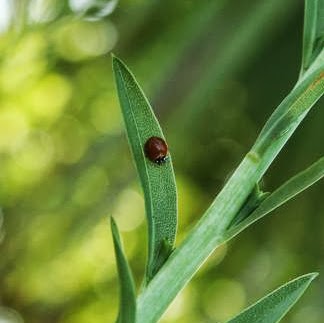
[[137, 156, 260, 323], [136, 49, 324, 323]]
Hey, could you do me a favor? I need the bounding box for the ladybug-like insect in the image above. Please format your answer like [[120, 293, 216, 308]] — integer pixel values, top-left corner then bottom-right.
[[144, 136, 169, 165]]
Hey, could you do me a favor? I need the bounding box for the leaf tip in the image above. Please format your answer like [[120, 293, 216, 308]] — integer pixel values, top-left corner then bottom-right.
[[111, 52, 119, 64], [111, 54, 125, 70], [110, 216, 118, 237], [295, 272, 319, 286], [306, 272, 319, 281]]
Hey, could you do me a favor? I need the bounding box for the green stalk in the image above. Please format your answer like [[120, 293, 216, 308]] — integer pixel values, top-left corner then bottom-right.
[[301, 0, 319, 73], [136, 49, 324, 323]]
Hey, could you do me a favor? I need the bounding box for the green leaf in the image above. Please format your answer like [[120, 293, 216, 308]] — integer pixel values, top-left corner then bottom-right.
[[136, 50, 324, 323], [257, 42, 323, 150], [318, 0, 324, 38], [254, 48, 324, 154], [302, 0, 320, 72], [112, 55, 177, 283], [226, 156, 324, 239], [227, 273, 318, 323], [229, 183, 270, 227], [110, 217, 136, 323], [301, 0, 324, 74]]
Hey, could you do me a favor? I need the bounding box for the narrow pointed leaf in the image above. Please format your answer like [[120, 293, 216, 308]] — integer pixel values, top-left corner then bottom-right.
[[226, 157, 324, 239], [318, 1, 324, 38], [227, 273, 318, 323], [229, 184, 270, 227], [302, 0, 319, 72], [257, 48, 324, 149], [112, 55, 177, 283], [301, 0, 324, 74], [136, 51, 324, 322], [110, 217, 136, 323]]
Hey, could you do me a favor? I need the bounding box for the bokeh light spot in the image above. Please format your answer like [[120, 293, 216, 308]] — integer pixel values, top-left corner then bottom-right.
[[0, 307, 23, 323], [26, 73, 72, 123], [161, 287, 194, 322], [15, 131, 54, 171], [0, 0, 11, 33], [203, 278, 246, 321], [61, 298, 117, 323], [54, 19, 118, 61], [53, 116, 88, 164], [114, 189, 145, 232], [0, 32, 47, 92], [0, 108, 29, 152], [72, 166, 109, 206], [28, 0, 60, 23], [6, 217, 116, 304], [90, 94, 122, 134]]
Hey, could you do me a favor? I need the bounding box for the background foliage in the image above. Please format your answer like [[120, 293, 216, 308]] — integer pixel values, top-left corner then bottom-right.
[[0, 0, 323, 322]]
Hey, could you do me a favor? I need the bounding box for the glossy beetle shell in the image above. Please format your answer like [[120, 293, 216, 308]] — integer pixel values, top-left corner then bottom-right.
[[144, 136, 168, 165]]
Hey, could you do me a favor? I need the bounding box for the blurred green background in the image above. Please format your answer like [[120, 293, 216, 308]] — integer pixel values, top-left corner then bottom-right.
[[0, 0, 323, 322]]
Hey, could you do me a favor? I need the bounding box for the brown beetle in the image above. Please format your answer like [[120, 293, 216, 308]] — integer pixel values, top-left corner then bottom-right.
[[144, 136, 169, 165]]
